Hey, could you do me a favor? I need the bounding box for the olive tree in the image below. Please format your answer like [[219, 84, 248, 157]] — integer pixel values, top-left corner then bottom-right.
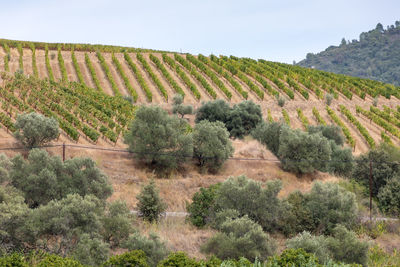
[[226, 100, 262, 138], [195, 99, 231, 124], [124, 105, 193, 172], [14, 112, 59, 148], [136, 180, 166, 222], [172, 94, 193, 118], [193, 120, 233, 173]]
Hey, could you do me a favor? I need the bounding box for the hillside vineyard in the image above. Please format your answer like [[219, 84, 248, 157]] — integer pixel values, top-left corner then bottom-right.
[[0, 39, 399, 153]]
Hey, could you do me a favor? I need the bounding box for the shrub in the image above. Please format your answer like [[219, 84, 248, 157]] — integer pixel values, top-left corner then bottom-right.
[[215, 176, 287, 232], [124, 105, 193, 172], [277, 96, 286, 107], [71, 233, 110, 266], [136, 180, 166, 222], [377, 176, 400, 216], [101, 200, 132, 247], [9, 149, 112, 207], [0, 252, 29, 267], [373, 96, 379, 107], [278, 127, 331, 174], [14, 112, 59, 148], [269, 248, 320, 267], [122, 232, 169, 267], [202, 216, 276, 261], [195, 99, 231, 124], [193, 120, 233, 173], [226, 100, 262, 138], [251, 121, 286, 156], [186, 183, 221, 227], [36, 254, 84, 267], [353, 144, 400, 197], [172, 94, 193, 118], [305, 182, 358, 234], [284, 191, 316, 235], [103, 250, 149, 267], [328, 141, 355, 177], [287, 231, 332, 263], [326, 93, 333, 106], [157, 252, 201, 267], [308, 125, 345, 146]]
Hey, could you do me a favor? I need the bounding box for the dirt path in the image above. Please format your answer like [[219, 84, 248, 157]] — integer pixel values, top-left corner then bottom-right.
[[35, 49, 48, 79], [47, 49, 62, 81], [21, 48, 33, 76], [8, 48, 19, 73]]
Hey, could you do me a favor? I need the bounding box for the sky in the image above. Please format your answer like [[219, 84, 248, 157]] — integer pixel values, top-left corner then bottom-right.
[[1, 0, 399, 63]]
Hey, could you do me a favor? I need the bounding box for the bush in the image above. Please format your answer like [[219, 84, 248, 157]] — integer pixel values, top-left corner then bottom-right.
[[36, 254, 84, 267], [0, 252, 29, 267], [202, 216, 276, 261], [283, 191, 316, 235], [328, 141, 355, 177], [157, 252, 201, 267], [226, 100, 262, 139], [0, 153, 11, 183], [71, 233, 110, 266], [195, 99, 231, 124], [308, 125, 345, 146], [172, 94, 193, 118], [14, 112, 59, 148], [306, 182, 358, 234], [377, 176, 400, 216], [136, 180, 167, 222], [103, 250, 149, 267], [9, 149, 112, 207], [186, 183, 221, 228], [122, 232, 169, 267], [277, 96, 286, 107], [124, 105, 193, 172], [326, 93, 333, 106], [353, 144, 400, 197], [215, 176, 287, 232], [287, 226, 369, 266], [193, 120, 234, 173], [278, 127, 331, 174], [101, 200, 132, 247], [269, 248, 320, 267], [251, 121, 286, 156]]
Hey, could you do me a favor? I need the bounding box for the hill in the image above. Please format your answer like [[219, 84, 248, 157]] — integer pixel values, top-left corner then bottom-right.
[[298, 21, 400, 86]]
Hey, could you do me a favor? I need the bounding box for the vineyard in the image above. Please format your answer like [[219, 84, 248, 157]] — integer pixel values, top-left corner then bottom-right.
[[0, 38, 399, 153]]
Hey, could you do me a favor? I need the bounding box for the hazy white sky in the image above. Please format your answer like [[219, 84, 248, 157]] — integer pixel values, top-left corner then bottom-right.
[[1, 0, 399, 63]]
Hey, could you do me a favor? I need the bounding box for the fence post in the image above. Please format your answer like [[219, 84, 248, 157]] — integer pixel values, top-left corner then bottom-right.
[[62, 143, 66, 162]]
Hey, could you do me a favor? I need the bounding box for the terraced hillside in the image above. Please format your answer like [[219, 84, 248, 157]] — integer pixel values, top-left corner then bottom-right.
[[0, 39, 400, 154]]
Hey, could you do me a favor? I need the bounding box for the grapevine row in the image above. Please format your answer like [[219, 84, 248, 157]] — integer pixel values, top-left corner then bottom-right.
[[71, 49, 86, 85], [162, 54, 200, 99], [44, 45, 55, 81], [3, 44, 10, 72], [339, 105, 375, 148], [96, 51, 121, 96], [297, 108, 309, 129], [57, 46, 68, 82], [137, 53, 167, 101], [326, 106, 355, 148], [30, 43, 38, 77], [149, 54, 185, 97], [175, 54, 217, 99], [267, 109, 273, 122], [85, 53, 103, 91], [282, 109, 290, 126], [369, 106, 400, 128], [356, 106, 400, 139], [124, 52, 152, 101], [17, 43, 23, 71], [112, 53, 138, 101], [312, 107, 327, 125], [186, 54, 232, 99]]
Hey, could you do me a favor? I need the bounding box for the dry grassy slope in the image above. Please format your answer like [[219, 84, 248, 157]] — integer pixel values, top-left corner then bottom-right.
[[0, 47, 400, 155]]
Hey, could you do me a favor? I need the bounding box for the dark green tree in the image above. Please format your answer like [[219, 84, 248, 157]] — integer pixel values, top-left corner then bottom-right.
[[195, 99, 231, 124], [226, 100, 262, 138], [136, 180, 167, 222]]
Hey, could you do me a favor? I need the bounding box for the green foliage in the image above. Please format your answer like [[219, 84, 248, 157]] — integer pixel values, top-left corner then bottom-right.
[[193, 120, 234, 173], [195, 99, 231, 124], [30, 43, 38, 77], [122, 232, 169, 267], [312, 107, 327, 125], [367, 245, 400, 267], [124, 52, 152, 101], [287, 226, 369, 266], [326, 106, 355, 148], [104, 250, 149, 267], [3, 44, 10, 72], [281, 109, 290, 126], [157, 252, 201, 267], [377, 176, 400, 215], [297, 108, 309, 129], [124, 105, 193, 172], [326, 93, 333, 105], [353, 144, 400, 197], [71, 233, 110, 266], [328, 141, 355, 177], [85, 53, 103, 91], [308, 124, 344, 146], [226, 100, 262, 139], [278, 127, 331, 174], [14, 112, 59, 148], [251, 121, 286, 156], [57, 46, 68, 82], [202, 216, 276, 261], [44, 44, 55, 81], [9, 149, 112, 207], [172, 94, 193, 118], [101, 200, 132, 247], [299, 21, 400, 86], [186, 183, 221, 227], [71, 48, 86, 85], [269, 248, 320, 267], [35, 253, 85, 267], [215, 176, 287, 232], [96, 51, 121, 96], [112, 52, 138, 101], [137, 53, 168, 101], [136, 180, 167, 222]]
